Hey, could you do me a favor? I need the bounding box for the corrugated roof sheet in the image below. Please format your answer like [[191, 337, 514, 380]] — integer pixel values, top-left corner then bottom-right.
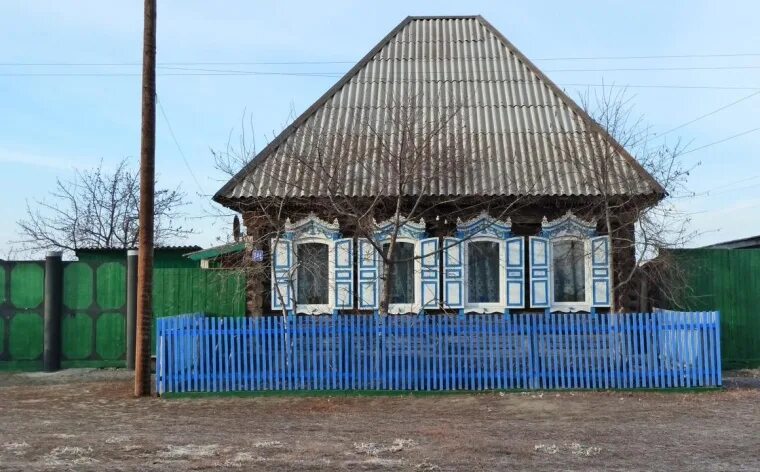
[[184, 242, 246, 260], [215, 16, 664, 202]]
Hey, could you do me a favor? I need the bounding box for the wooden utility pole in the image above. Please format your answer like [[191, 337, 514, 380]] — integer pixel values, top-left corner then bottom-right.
[[134, 0, 157, 397]]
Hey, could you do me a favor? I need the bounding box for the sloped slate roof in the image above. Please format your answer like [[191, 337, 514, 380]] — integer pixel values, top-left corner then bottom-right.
[[215, 16, 664, 203]]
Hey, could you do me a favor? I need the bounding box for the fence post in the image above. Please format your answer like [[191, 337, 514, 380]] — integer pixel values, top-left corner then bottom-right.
[[43, 251, 63, 372], [126, 249, 139, 370]]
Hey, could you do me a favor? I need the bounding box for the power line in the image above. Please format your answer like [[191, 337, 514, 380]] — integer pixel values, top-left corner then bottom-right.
[[158, 66, 340, 76], [560, 83, 760, 91], [0, 61, 356, 66], [156, 94, 204, 194], [535, 52, 760, 61], [681, 127, 760, 155], [2, 70, 760, 92], [673, 175, 760, 199], [3, 52, 760, 66], [545, 65, 760, 73], [159, 64, 760, 74], [655, 90, 760, 138], [6, 64, 760, 76]]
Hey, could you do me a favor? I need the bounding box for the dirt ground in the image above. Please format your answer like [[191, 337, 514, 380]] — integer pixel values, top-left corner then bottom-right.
[[0, 369, 758, 471]]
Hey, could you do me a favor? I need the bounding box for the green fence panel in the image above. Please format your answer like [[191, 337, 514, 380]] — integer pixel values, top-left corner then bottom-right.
[[10, 263, 44, 309], [96, 262, 126, 310], [96, 312, 126, 360], [62, 313, 93, 360], [670, 248, 760, 369], [2, 258, 246, 370], [152, 268, 246, 318], [9, 312, 43, 360], [0, 265, 6, 304], [63, 263, 93, 310]]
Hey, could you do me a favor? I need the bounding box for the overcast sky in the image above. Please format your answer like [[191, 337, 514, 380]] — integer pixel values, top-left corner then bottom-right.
[[1, 1, 759, 257]]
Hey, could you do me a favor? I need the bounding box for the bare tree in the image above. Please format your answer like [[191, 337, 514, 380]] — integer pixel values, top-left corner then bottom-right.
[[16, 158, 191, 255], [214, 93, 542, 316], [552, 86, 695, 311]]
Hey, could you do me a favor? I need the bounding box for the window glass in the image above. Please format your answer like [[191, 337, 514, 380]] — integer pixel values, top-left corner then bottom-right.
[[296, 243, 329, 305], [553, 239, 586, 302], [467, 241, 500, 303], [384, 242, 414, 304]]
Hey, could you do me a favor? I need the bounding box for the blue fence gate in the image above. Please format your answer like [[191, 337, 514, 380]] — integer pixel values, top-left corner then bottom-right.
[[156, 311, 721, 394]]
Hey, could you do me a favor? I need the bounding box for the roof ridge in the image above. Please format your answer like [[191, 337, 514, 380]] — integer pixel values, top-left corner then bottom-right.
[[406, 15, 481, 20]]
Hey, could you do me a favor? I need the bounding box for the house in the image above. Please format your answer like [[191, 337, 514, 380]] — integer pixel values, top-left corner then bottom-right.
[[184, 242, 247, 269], [213, 16, 664, 315]]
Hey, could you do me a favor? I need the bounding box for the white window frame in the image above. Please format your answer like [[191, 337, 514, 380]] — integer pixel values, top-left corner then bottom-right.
[[374, 218, 426, 314], [540, 212, 599, 313], [463, 236, 506, 313], [293, 236, 335, 315], [282, 213, 341, 315], [379, 237, 422, 314], [549, 236, 592, 313], [456, 211, 513, 314]]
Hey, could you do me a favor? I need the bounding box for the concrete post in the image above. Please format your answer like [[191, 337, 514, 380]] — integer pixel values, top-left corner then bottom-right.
[[43, 251, 63, 372], [126, 249, 138, 370]]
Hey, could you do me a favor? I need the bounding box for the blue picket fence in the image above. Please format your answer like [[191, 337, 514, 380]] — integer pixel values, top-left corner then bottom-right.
[[155, 311, 721, 394]]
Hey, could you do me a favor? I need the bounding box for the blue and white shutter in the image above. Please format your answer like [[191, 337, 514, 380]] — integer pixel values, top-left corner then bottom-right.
[[420, 237, 440, 308], [358, 239, 379, 310], [271, 238, 293, 310], [505, 236, 525, 308], [334, 238, 354, 309], [442, 237, 464, 309], [590, 235, 612, 307], [529, 236, 550, 308]]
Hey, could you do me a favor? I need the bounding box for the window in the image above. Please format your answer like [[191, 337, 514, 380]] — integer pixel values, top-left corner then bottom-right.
[[365, 218, 427, 313], [446, 212, 522, 312], [384, 242, 415, 304], [271, 213, 345, 314], [552, 239, 586, 303], [530, 212, 611, 311], [467, 241, 500, 304], [296, 242, 329, 305]]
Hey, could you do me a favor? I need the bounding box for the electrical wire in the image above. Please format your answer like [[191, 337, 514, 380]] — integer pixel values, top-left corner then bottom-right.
[[654, 90, 760, 139], [681, 127, 760, 155], [156, 94, 205, 194], [3, 51, 760, 66]]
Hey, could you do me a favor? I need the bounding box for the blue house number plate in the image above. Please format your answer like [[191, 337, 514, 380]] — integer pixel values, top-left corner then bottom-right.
[[251, 249, 264, 262]]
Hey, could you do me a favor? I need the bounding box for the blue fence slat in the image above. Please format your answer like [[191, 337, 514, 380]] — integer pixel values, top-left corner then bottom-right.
[[684, 312, 693, 389], [704, 312, 713, 387], [650, 313, 659, 388], [638, 312, 646, 388], [643, 313, 651, 388], [697, 312, 705, 387], [592, 314, 599, 389], [631, 313, 638, 389], [490, 315, 498, 389], [155, 311, 721, 394], [549, 312, 557, 390]]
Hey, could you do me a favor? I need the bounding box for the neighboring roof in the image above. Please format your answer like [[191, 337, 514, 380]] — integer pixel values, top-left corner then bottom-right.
[[702, 235, 760, 249], [184, 242, 246, 261], [215, 15, 664, 203]]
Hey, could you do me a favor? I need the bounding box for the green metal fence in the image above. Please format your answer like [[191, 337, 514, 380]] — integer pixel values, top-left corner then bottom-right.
[[0, 258, 246, 371], [0, 261, 45, 370], [668, 249, 760, 369]]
